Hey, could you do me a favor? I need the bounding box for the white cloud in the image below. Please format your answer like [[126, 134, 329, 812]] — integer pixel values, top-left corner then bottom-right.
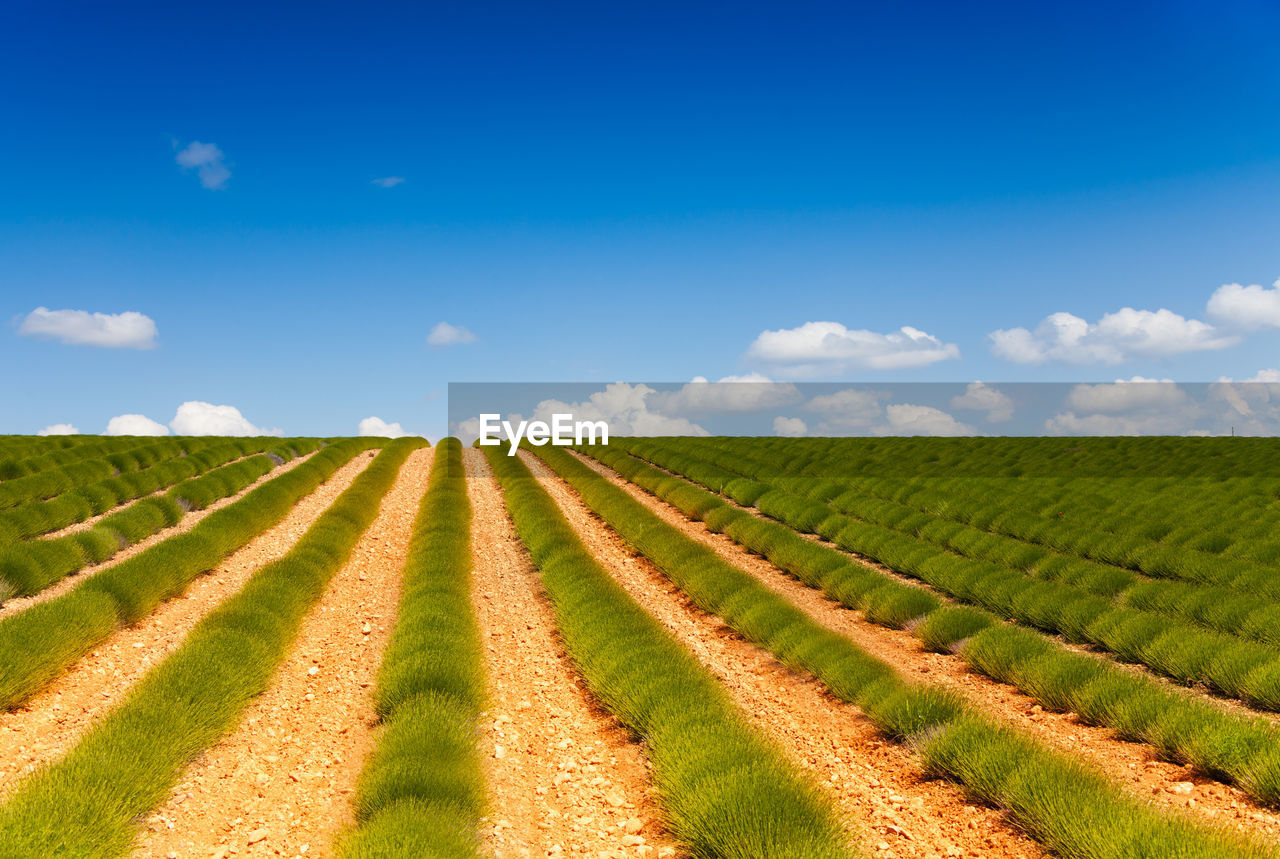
[[169, 401, 281, 436], [949, 382, 1014, 422], [529, 383, 708, 437], [454, 382, 708, 444], [875, 404, 976, 437], [18, 307, 158, 349], [37, 423, 78, 436], [806, 388, 890, 433], [801, 387, 976, 436], [371, 177, 405, 188], [1207, 279, 1280, 329], [105, 414, 171, 436], [358, 416, 407, 438], [1205, 375, 1280, 435], [746, 321, 960, 376], [773, 416, 808, 437], [1063, 377, 1189, 413], [175, 141, 231, 190], [427, 321, 477, 347], [1043, 411, 1187, 435], [650, 373, 802, 415], [1045, 378, 1200, 435], [990, 308, 1238, 365], [808, 388, 890, 415], [452, 416, 485, 444]]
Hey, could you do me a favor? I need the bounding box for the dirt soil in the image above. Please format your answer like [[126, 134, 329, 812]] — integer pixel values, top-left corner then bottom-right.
[[133, 447, 433, 859], [570, 450, 1280, 846], [634, 455, 1280, 729], [0, 452, 374, 804], [0, 452, 318, 621], [524, 451, 1044, 859], [465, 449, 680, 859]]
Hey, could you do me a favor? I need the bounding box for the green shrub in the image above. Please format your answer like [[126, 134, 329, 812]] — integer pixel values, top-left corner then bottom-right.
[[0, 439, 416, 854]]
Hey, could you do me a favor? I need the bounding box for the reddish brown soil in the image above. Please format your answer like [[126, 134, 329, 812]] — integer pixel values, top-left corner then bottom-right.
[[570, 450, 1280, 846], [631, 455, 1280, 729], [0, 452, 374, 803], [524, 451, 1044, 859], [132, 447, 434, 859], [466, 449, 680, 859]]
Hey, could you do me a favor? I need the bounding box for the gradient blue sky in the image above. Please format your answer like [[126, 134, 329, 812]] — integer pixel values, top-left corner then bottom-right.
[[5, 0, 1280, 438]]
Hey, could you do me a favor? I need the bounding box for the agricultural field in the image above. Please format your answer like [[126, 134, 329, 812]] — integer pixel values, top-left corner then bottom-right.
[[2, 433, 1280, 859]]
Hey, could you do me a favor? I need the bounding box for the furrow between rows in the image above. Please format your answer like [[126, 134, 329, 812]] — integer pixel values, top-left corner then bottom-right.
[[0, 451, 319, 623], [521, 450, 1041, 859], [569, 449, 1280, 844], [0, 451, 375, 802], [132, 447, 434, 858], [466, 448, 679, 859]]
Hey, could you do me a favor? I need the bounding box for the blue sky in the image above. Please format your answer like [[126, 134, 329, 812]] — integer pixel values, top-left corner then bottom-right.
[[5, 0, 1280, 438]]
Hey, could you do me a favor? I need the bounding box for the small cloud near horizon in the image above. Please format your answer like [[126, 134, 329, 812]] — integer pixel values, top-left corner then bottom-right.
[[170, 401, 281, 436], [371, 177, 405, 188], [105, 414, 170, 436], [358, 416, 408, 437], [37, 423, 79, 436]]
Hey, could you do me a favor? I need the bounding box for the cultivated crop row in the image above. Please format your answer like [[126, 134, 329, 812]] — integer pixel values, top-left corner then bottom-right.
[[0, 436, 195, 481], [620, 438, 1280, 713], [0, 438, 380, 711], [685, 435, 1280, 478], [540, 443, 1270, 858], [488, 444, 853, 857], [669, 438, 1280, 647], [0, 438, 203, 510], [0, 438, 291, 544], [340, 438, 488, 857], [0, 438, 419, 855], [0, 446, 311, 600], [707, 436, 1280, 590], [582, 443, 1280, 810]]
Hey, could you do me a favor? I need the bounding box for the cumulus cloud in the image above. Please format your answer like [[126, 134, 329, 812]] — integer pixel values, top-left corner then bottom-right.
[[105, 414, 171, 436], [800, 387, 977, 436], [18, 307, 158, 349], [1044, 410, 1193, 436], [990, 308, 1237, 365], [358, 416, 408, 438], [650, 373, 803, 415], [773, 416, 808, 437], [746, 321, 960, 376], [949, 382, 1014, 422], [37, 423, 78, 436], [1207, 279, 1280, 330], [371, 177, 405, 188], [805, 388, 890, 434], [1044, 378, 1200, 435], [1063, 377, 1190, 413], [169, 401, 281, 436], [427, 321, 477, 347], [175, 141, 231, 190], [529, 383, 707, 437], [1203, 374, 1280, 435], [875, 404, 976, 437], [454, 383, 708, 443]]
